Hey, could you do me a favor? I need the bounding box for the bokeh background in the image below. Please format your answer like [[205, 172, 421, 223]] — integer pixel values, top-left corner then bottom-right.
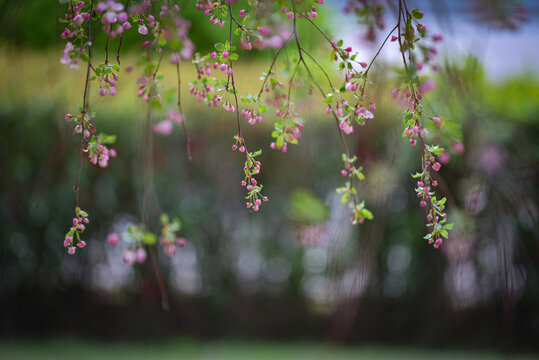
[[1, 0, 538, 359]]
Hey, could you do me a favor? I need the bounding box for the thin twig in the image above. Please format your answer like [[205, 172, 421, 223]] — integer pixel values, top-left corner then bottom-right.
[[75, 0, 96, 208], [176, 61, 192, 161]]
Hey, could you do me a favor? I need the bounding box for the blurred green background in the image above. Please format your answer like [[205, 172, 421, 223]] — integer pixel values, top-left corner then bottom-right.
[[0, 0, 538, 358]]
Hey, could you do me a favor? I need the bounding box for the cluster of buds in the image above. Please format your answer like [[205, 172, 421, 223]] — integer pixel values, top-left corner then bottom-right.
[[60, 1, 90, 40], [107, 214, 185, 263], [336, 154, 371, 224], [270, 109, 303, 153], [241, 108, 263, 126], [158, 214, 186, 257], [87, 133, 117, 168], [327, 96, 375, 135], [136, 75, 162, 104], [223, 101, 236, 113], [189, 79, 221, 106], [107, 225, 149, 265], [197, 1, 226, 28], [241, 149, 268, 212], [94, 63, 120, 96], [63, 207, 90, 255], [96, 0, 130, 38], [411, 145, 452, 248], [65, 110, 97, 145], [60, 42, 80, 69], [159, 4, 181, 18]]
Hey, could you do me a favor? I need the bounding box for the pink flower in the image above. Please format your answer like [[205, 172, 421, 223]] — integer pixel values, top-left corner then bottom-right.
[[257, 26, 271, 36], [439, 151, 450, 164], [220, 63, 228, 71], [287, 11, 294, 20], [432, 162, 442, 171], [177, 238, 186, 248], [165, 245, 176, 256], [153, 120, 173, 135], [136, 248, 147, 263], [68, 246, 76, 255], [117, 12, 128, 23], [138, 25, 148, 35], [390, 35, 398, 42], [451, 142, 465, 154], [122, 250, 136, 264], [170, 52, 180, 64], [167, 110, 184, 124]]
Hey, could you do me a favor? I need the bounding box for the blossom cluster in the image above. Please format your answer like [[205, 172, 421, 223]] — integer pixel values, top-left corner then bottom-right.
[[107, 214, 186, 264], [94, 63, 120, 96], [96, 0, 130, 38], [63, 207, 90, 255]]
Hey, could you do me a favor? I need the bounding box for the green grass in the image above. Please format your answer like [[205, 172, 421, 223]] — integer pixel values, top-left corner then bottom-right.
[[0, 339, 535, 360]]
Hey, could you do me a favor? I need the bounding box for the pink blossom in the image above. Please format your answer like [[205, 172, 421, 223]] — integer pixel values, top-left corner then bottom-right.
[[117, 11, 128, 23], [138, 25, 148, 35], [257, 26, 271, 36], [167, 110, 184, 124], [451, 142, 465, 154], [153, 120, 173, 135], [136, 248, 147, 263], [439, 151, 450, 164], [122, 249, 136, 264]]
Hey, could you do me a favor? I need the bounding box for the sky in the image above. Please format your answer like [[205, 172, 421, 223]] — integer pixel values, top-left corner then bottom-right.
[[329, 0, 539, 80]]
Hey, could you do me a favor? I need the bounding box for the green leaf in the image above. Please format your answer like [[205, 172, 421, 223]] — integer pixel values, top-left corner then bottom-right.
[[287, 189, 329, 224], [439, 229, 449, 238], [323, 94, 333, 104], [361, 208, 374, 220], [442, 223, 453, 230], [276, 136, 284, 149], [160, 213, 170, 224], [228, 53, 239, 61], [142, 232, 157, 245], [258, 104, 267, 113], [215, 43, 225, 52]]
